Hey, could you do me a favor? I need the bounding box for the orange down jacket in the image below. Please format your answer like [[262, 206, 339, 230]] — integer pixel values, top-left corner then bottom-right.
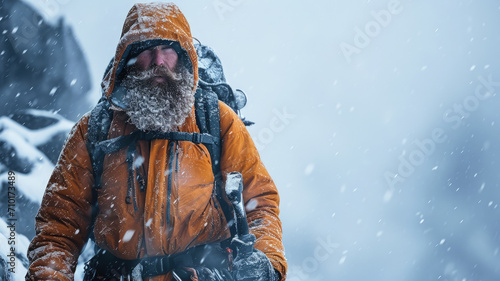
[[26, 2, 286, 281]]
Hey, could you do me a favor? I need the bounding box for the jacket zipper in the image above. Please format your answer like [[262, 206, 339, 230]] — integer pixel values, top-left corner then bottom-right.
[[175, 144, 180, 174], [166, 141, 176, 226]]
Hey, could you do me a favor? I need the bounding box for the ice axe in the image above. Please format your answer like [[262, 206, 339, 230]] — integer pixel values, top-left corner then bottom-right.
[[225, 172, 254, 259]]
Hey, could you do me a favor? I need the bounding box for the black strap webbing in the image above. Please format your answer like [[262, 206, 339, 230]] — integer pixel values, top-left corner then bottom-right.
[[85, 240, 231, 279], [96, 131, 219, 155], [85, 98, 113, 242], [195, 88, 237, 238], [87, 90, 236, 238], [86, 98, 114, 189]]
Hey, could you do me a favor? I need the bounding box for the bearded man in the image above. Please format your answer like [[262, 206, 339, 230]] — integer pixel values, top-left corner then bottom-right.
[[26, 2, 286, 281], [121, 46, 195, 133]]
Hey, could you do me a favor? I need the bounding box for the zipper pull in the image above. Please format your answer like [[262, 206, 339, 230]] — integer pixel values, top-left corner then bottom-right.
[[137, 173, 146, 192]]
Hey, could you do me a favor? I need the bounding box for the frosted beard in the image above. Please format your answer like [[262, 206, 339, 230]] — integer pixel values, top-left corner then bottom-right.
[[121, 64, 195, 132]]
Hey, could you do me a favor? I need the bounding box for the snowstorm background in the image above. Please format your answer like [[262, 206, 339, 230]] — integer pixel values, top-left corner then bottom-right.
[[1, 0, 500, 280]]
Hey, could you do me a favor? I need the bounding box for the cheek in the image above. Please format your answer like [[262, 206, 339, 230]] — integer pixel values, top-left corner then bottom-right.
[[166, 52, 179, 70], [135, 54, 151, 70]]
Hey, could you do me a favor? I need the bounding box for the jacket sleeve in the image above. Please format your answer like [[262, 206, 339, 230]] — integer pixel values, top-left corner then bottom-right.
[[26, 114, 94, 281], [218, 102, 287, 280]]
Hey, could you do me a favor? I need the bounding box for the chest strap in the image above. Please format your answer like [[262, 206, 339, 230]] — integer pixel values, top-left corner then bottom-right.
[[96, 131, 219, 155], [92, 130, 220, 212]]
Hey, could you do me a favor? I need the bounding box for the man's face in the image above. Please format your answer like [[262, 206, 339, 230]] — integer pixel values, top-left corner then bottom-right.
[[121, 44, 194, 133], [133, 45, 179, 84]]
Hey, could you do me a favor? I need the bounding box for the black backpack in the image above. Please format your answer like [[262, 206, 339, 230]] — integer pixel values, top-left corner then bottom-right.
[[85, 43, 252, 239]]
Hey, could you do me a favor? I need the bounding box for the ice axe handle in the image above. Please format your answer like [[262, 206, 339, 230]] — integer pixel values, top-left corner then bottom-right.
[[224, 172, 249, 236]]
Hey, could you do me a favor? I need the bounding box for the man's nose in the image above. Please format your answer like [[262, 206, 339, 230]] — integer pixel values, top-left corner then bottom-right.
[[151, 49, 165, 67]]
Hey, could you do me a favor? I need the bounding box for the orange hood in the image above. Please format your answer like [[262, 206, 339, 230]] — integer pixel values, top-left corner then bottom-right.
[[101, 2, 199, 109]]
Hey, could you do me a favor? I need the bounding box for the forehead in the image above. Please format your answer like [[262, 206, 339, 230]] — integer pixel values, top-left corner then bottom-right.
[[140, 44, 176, 53]]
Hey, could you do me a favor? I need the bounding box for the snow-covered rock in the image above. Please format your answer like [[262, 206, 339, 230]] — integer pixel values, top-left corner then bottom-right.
[[0, 0, 92, 121], [0, 1, 94, 279]]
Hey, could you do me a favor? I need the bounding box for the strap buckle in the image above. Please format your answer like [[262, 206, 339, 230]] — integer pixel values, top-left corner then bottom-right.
[[157, 256, 170, 273], [192, 133, 204, 143], [194, 133, 219, 145], [140, 255, 172, 277]]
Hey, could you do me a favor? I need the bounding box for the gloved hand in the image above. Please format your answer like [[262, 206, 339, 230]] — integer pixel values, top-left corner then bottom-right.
[[232, 248, 277, 281], [231, 234, 278, 281]]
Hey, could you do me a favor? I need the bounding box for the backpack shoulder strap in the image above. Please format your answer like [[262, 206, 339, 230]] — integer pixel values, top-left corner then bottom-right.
[[86, 92, 236, 238], [86, 98, 114, 190], [194, 88, 237, 238], [85, 98, 113, 242]]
